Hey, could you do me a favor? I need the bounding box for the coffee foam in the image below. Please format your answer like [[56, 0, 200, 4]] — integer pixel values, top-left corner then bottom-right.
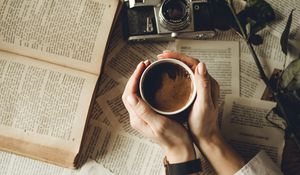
[[142, 62, 193, 112]]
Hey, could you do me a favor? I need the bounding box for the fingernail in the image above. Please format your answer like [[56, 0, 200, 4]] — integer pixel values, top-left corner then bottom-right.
[[198, 63, 207, 75], [126, 95, 138, 106], [157, 54, 164, 58], [163, 50, 172, 53], [144, 60, 150, 66], [137, 61, 143, 68]]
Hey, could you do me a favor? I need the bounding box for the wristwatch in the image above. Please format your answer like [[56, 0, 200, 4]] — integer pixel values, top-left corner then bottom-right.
[[164, 157, 202, 175]]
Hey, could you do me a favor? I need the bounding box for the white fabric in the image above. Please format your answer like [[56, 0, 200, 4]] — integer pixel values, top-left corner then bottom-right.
[[234, 151, 283, 175]]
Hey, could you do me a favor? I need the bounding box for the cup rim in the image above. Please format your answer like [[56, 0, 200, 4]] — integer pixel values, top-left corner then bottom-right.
[[139, 58, 197, 115]]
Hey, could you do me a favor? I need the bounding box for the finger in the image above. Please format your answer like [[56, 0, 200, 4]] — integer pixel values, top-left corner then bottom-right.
[[122, 60, 150, 116], [194, 62, 213, 107], [123, 61, 146, 96], [144, 59, 151, 67], [123, 99, 151, 136], [125, 94, 166, 131], [210, 77, 220, 108], [157, 51, 199, 71], [122, 61, 147, 112], [128, 110, 153, 137]]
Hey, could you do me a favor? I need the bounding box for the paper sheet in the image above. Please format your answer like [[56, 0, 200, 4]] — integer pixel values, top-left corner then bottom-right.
[[175, 40, 240, 101], [64, 160, 115, 175], [266, 0, 300, 36], [91, 123, 164, 175], [104, 42, 170, 84], [221, 96, 285, 166], [240, 53, 266, 98], [235, 151, 283, 175], [0, 0, 120, 75]]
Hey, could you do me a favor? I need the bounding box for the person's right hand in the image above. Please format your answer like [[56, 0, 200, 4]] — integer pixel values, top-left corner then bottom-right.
[[187, 59, 221, 147], [157, 51, 221, 146], [158, 51, 245, 175]]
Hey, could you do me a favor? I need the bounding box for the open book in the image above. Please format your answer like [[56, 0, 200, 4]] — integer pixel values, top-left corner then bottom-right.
[[0, 0, 121, 168]]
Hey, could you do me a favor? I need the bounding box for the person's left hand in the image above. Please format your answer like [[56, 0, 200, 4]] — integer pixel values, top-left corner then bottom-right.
[[122, 60, 196, 163]]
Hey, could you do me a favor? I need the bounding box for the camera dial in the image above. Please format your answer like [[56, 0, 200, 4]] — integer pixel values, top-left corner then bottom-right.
[[159, 0, 191, 31]]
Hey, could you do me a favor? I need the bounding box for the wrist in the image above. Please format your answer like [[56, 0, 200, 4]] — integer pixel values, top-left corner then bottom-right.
[[197, 131, 224, 152], [196, 132, 246, 174], [192, 127, 222, 149], [164, 144, 196, 164]]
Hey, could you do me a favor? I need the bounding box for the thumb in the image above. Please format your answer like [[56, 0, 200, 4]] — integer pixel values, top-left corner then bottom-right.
[[126, 94, 163, 128], [194, 63, 213, 106]]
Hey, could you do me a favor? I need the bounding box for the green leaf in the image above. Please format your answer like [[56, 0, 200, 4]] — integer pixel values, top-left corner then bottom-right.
[[246, 18, 254, 37], [246, 0, 259, 7], [281, 10, 295, 55], [281, 59, 300, 90], [287, 39, 300, 59]]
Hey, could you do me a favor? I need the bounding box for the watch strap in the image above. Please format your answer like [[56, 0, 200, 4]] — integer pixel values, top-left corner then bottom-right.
[[164, 157, 201, 175]]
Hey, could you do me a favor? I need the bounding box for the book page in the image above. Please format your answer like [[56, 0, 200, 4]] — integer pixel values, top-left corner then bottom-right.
[[97, 87, 144, 138], [0, 151, 114, 175], [242, 30, 287, 71], [240, 53, 266, 98], [92, 123, 164, 175], [93, 85, 165, 175], [65, 160, 115, 175], [175, 40, 240, 101], [0, 0, 119, 75], [265, 0, 300, 35], [0, 50, 98, 163], [0, 55, 131, 173], [0, 151, 68, 175], [221, 95, 285, 166], [104, 42, 170, 84]]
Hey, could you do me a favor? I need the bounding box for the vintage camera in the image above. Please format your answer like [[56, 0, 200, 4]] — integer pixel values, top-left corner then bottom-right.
[[123, 0, 216, 41]]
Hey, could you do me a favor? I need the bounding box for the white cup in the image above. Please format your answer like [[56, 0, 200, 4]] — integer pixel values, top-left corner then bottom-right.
[[139, 58, 196, 115]]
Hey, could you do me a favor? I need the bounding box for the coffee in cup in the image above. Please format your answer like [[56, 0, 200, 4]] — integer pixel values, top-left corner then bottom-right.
[[139, 59, 196, 115]]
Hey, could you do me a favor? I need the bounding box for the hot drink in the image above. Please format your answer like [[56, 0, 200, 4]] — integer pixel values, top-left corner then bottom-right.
[[141, 61, 194, 113]]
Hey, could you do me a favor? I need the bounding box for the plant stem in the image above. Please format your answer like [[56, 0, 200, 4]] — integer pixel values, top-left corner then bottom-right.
[[246, 41, 272, 88], [228, 0, 247, 39]]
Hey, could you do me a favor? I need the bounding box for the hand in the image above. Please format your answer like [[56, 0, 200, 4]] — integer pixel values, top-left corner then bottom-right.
[[158, 51, 245, 174], [157, 51, 220, 146], [122, 60, 196, 163]]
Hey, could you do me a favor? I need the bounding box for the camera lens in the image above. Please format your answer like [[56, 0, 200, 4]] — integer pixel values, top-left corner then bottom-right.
[[159, 0, 191, 31], [163, 1, 186, 20]]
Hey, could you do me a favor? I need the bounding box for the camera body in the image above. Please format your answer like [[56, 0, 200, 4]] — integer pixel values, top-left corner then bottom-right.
[[123, 0, 216, 41]]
